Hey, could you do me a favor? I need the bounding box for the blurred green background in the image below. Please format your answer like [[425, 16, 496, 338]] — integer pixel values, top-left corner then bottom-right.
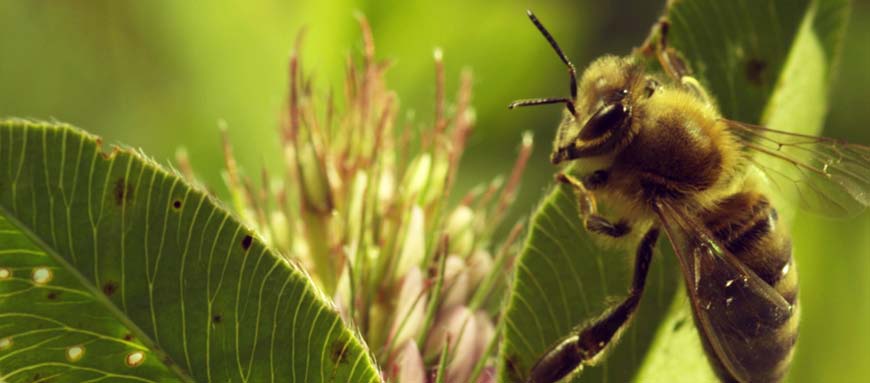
[[1, 1, 867, 381]]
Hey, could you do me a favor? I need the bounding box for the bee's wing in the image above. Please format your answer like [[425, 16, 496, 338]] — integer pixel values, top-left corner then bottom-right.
[[724, 119, 870, 217], [653, 201, 795, 383]]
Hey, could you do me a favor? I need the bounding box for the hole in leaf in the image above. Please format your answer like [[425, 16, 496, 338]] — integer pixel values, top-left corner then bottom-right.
[[241, 235, 253, 250], [32, 267, 52, 284], [67, 345, 85, 362], [172, 200, 183, 210], [125, 351, 145, 367]]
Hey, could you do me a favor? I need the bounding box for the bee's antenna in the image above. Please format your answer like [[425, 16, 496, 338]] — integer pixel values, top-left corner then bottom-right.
[[526, 10, 578, 100], [509, 97, 576, 116]]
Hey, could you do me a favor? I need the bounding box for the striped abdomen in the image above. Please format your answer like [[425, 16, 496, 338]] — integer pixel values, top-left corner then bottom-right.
[[699, 191, 799, 382]]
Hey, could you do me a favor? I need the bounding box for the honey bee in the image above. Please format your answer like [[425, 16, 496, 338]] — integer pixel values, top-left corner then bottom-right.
[[509, 10, 870, 383]]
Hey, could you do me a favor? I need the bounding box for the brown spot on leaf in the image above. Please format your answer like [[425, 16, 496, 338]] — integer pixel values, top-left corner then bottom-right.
[[505, 353, 524, 382], [102, 281, 118, 296], [241, 235, 253, 251], [672, 316, 687, 332], [46, 291, 61, 300], [123, 333, 134, 341], [745, 58, 767, 86], [114, 178, 134, 206], [329, 338, 348, 364], [212, 314, 222, 324]]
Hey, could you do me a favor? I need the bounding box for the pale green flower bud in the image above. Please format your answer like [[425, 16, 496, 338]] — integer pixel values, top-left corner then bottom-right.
[[296, 142, 333, 213], [445, 205, 475, 256], [421, 153, 450, 204], [346, 172, 369, 261], [378, 169, 396, 207], [402, 153, 432, 200], [269, 211, 290, 250], [394, 205, 425, 280]]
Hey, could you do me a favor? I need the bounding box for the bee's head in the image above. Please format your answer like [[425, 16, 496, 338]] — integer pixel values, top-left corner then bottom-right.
[[509, 11, 645, 165]]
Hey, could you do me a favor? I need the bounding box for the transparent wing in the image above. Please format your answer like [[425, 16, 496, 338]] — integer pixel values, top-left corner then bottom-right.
[[654, 201, 795, 383], [724, 119, 870, 217]]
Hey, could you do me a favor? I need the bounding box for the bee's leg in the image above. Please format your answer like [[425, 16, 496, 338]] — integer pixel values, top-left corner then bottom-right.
[[636, 18, 715, 105], [528, 228, 660, 383], [637, 18, 691, 81], [556, 172, 630, 238]]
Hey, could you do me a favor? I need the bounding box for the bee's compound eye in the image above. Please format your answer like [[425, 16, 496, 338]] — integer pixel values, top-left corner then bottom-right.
[[579, 102, 630, 140], [604, 89, 629, 103], [614, 89, 629, 100]]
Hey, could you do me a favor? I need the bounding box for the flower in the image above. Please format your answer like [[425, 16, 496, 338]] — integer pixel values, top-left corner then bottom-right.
[[190, 15, 533, 383]]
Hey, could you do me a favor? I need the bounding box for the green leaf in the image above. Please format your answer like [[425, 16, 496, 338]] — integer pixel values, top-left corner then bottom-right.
[[0, 121, 381, 382], [498, 0, 849, 382]]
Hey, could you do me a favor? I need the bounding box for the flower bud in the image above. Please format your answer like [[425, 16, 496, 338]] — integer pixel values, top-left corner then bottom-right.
[[378, 168, 396, 207], [402, 153, 432, 200], [269, 210, 290, 251], [440, 255, 470, 310], [389, 267, 426, 348], [467, 250, 493, 290], [346, 172, 369, 261], [423, 305, 471, 361], [390, 340, 425, 383], [295, 142, 333, 213], [421, 153, 450, 204], [445, 205, 475, 257], [394, 206, 425, 279]]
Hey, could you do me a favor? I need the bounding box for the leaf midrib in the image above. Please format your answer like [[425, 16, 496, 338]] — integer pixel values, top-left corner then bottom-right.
[[0, 189, 196, 383]]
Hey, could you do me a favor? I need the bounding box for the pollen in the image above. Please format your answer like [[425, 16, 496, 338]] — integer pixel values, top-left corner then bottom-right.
[[125, 351, 145, 367], [0, 337, 12, 351], [32, 267, 53, 285], [66, 345, 85, 362], [0, 268, 10, 280]]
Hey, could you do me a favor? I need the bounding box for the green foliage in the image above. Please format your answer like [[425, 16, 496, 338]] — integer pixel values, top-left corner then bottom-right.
[[0, 121, 379, 382], [498, 0, 851, 382]]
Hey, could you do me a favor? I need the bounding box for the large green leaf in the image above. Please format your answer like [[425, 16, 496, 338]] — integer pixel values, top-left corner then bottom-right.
[[0, 121, 380, 382], [498, 0, 849, 382]]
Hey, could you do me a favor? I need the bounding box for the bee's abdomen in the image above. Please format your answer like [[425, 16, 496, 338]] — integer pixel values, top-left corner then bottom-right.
[[700, 191, 799, 382]]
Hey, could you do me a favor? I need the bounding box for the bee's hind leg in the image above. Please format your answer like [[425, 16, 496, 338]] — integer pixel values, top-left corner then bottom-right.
[[527, 227, 660, 383], [556, 172, 630, 238]]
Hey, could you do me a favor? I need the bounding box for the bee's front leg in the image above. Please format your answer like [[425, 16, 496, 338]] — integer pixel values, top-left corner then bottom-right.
[[527, 227, 660, 383], [556, 172, 630, 238]]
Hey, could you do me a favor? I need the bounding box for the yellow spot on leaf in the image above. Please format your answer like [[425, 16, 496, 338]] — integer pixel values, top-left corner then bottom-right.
[[32, 267, 52, 285], [0, 337, 12, 351], [126, 351, 145, 367], [67, 345, 85, 362]]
